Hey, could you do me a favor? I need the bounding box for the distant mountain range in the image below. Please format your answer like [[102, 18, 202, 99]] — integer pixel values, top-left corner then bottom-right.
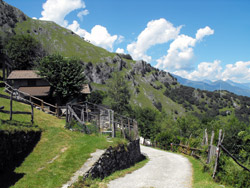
[[173, 74, 250, 97]]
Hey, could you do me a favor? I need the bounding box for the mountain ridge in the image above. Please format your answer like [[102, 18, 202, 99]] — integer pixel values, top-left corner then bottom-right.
[[1, 0, 250, 123], [173, 74, 250, 97]]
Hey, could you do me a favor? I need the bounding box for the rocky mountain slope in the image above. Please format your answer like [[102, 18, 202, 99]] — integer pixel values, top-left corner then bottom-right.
[[1, 0, 250, 122]]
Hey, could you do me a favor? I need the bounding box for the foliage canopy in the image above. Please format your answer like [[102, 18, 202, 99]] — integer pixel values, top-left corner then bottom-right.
[[6, 34, 45, 69], [37, 54, 86, 105]]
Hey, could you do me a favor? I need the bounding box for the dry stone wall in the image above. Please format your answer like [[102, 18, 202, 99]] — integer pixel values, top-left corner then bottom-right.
[[83, 139, 145, 180]]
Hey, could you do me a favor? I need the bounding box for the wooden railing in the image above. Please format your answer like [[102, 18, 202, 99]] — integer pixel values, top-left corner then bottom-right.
[[4, 82, 63, 117], [0, 91, 34, 124], [66, 102, 139, 141]]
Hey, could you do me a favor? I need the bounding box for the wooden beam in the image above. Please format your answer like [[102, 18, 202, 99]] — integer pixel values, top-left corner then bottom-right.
[[0, 109, 32, 115]]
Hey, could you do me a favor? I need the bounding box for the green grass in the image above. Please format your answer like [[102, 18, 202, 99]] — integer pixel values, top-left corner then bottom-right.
[[0, 87, 125, 188], [186, 155, 233, 188], [14, 18, 115, 64], [71, 157, 149, 188]]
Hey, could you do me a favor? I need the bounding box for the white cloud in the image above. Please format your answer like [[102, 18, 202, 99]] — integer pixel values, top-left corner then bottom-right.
[[116, 48, 125, 54], [196, 26, 214, 41], [127, 18, 181, 62], [32, 17, 37, 20], [77, 9, 89, 21], [67, 21, 118, 51], [174, 60, 222, 81], [156, 26, 214, 72], [67, 20, 88, 37], [40, 0, 86, 26], [221, 61, 250, 82]]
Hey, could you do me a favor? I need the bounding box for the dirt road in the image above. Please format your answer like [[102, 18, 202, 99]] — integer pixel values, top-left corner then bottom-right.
[[108, 145, 192, 188]]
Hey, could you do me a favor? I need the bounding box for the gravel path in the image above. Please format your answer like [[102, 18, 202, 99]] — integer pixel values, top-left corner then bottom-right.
[[108, 145, 192, 188]]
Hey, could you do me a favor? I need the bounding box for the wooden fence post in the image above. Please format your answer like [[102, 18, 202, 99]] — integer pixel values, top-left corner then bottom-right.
[[111, 110, 115, 138], [128, 118, 131, 139], [207, 130, 215, 164], [121, 117, 126, 139], [10, 91, 13, 120], [86, 103, 89, 122], [213, 129, 222, 179], [31, 103, 34, 124]]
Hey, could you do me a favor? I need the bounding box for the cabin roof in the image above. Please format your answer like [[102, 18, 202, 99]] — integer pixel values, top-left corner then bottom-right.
[[7, 70, 41, 80], [18, 86, 51, 97]]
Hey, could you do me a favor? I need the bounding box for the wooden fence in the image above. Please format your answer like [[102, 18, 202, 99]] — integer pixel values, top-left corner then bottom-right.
[[169, 129, 250, 179], [4, 82, 64, 117], [66, 102, 139, 141], [0, 91, 34, 124]]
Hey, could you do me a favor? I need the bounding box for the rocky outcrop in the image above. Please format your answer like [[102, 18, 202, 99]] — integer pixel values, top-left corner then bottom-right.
[[84, 55, 127, 84], [0, 0, 27, 35]]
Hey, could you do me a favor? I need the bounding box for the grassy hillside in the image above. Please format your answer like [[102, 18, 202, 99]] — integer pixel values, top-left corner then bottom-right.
[[0, 86, 124, 188], [14, 18, 115, 64], [2, 0, 250, 121]]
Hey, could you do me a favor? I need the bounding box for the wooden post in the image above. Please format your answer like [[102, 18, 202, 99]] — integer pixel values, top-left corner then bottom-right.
[[207, 130, 215, 164], [205, 129, 208, 145], [81, 107, 84, 122], [41, 100, 44, 111], [31, 103, 34, 124], [213, 129, 222, 179], [10, 91, 13, 120], [108, 109, 111, 129], [86, 103, 89, 122], [128, 118, 131, 139], [121, 117, 125, 139], [66, 105, 68, 123], [111, 110, 115, 138]]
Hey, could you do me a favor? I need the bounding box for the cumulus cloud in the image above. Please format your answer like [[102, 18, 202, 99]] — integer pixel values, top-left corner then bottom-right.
[[67, 20, 88, 37], [221, 61, 250, 82], [68, 21, 118, 51], [32, 17, 37, 20], [116, 48, 125, 54], [40, 0, 86, 26], [156, 26, 214, 72], [174, 60, 222, 81], [127, 18, 181, 62], [196, 26, 214, 41], [77, 9, 89, 21]]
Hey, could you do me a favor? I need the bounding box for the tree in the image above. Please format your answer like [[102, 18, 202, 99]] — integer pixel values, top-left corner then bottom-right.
[[6, 34, 45, 69], [106, 72, 131, 115], [37, 54, 86, 105]]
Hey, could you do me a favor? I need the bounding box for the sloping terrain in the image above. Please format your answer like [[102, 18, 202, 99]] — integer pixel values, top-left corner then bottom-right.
[[0, 86, 123, 188], [1, 0, 250, 122]]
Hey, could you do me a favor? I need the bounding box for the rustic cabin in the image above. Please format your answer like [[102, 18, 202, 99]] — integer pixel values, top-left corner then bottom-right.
[[7, 70, 50, 99], [6, 70, 91, 101]]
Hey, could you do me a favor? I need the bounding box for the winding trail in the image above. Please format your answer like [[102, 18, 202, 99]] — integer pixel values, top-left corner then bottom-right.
[[108, 145, 192, 188]]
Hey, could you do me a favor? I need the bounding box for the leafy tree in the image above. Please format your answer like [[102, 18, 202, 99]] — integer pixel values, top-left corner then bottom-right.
[[6, 34, 45, 69], [106, 72, 131, 115], [134, 107, 161, 140], [87, 90, 107, 104], [37, 54, 86, 105]]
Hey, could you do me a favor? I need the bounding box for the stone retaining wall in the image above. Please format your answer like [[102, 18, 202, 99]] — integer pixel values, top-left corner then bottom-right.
[[0, 130, 41, 173], [83, 139, 145, 180]]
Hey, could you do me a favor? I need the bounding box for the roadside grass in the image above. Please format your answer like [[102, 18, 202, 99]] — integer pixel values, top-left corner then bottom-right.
[[0, 87, 125, 188], [186, 155, 233, 188], [71, 157, 149, 188]]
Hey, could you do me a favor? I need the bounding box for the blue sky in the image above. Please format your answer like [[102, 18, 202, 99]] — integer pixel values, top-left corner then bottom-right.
[[5, 0, 250, 83]]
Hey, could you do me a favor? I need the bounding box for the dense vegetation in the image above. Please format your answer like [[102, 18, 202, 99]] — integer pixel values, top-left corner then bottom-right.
[[5, 34, 46, 69], [37, 54, 86, 105]]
